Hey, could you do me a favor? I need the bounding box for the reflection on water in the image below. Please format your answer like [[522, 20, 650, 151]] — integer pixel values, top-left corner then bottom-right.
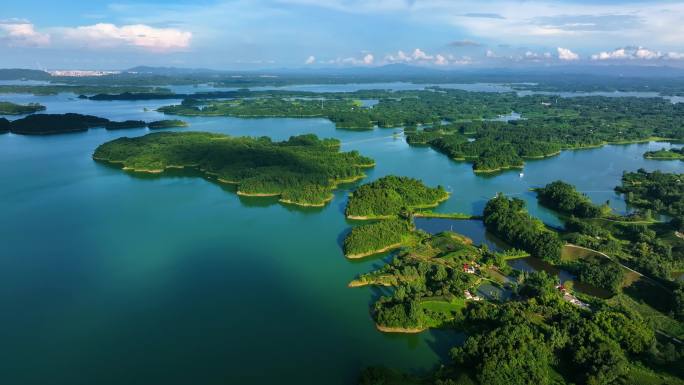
[[414, 218, 507, 251], [508, 257, 612, 298]]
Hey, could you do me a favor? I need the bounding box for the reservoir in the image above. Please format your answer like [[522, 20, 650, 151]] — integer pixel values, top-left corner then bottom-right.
[[1, 90, 683, 385]]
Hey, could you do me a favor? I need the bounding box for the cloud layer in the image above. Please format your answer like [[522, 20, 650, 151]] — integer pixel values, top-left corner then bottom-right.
[[0, 19, 191, 52], [0, 20, 50, 46], [61, 23, 192, 51]]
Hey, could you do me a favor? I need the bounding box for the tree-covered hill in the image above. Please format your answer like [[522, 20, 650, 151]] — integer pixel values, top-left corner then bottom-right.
[[345, 175, 448, 219]]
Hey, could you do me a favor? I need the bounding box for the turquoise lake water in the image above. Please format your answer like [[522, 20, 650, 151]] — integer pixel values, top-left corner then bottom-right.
[[1, 91, 683, 385]]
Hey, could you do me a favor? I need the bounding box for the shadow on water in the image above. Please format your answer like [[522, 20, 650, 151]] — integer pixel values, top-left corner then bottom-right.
[[95, 160, 332, 213], [425, 329, 466, 362], [508, 257, 612, 299]]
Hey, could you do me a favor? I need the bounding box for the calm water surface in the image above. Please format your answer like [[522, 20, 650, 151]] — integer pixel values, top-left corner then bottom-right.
[[1, 91, 683, 385]]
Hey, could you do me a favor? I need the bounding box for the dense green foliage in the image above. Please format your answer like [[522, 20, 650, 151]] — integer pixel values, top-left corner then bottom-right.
[[537, 180, 604, 218], [573, 259, 624, 295], [0, 101, 46, 115], [147, 119, 188, 129], [644, 147, 684, 160], [345, 176, 448, 218], [0, 85, 171, 96], [9, 113, 110, 135], [159, 97, 375, 129], [343, 219, 412, 257], [448, 291, 661, 385], [616, 169, 684, 220], [152, 88, 684, 172], [483, 194, 564, 262], [358, 231, 497, 329], [5, 113, 169, 135], [94, 132, 373, 206], [104, 120, 147, 130]]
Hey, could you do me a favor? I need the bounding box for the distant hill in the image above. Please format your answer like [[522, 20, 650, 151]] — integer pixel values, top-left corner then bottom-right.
[[125, 66, 230, 75], [0, 69, 51, 81]]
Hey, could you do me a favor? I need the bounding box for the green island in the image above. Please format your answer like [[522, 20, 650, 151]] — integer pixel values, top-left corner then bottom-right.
[[353, 186, 683, 384], [4, 113, 189, 135], [9, 113, 111, 135], [149, 89, 684, 173], [342, 176, 461, 258], [93, 132, 374, 207], [0, 101, 46, 115], [147, 119, 189, 129], [345, 175, 449, 219], [644, 147, 684, 160]]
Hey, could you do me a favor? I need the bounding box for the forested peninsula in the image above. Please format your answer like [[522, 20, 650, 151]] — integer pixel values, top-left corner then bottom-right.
[[644, 147, 684, 160], [93, 132, 374, 207]]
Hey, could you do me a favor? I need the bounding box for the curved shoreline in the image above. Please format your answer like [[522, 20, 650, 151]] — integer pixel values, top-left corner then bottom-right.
[[346, 191, 450, 220], [345, 242, 404, 259], [473, 164, 524, 174], [375, 324, 426, 334]]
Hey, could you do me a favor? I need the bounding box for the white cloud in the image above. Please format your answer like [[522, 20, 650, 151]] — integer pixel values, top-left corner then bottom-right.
[[666, 51, 684, 60], [434, 54, 448, 65], [328, 52, 375, 65], [305, 55, 316, 64], [61, 23, 191, 51], [384, 48, 452, 65], [279, 0, 684, 49], [591, 46, 684, 61], [0, 20, 50, 46], [557, 47, 579, 60]]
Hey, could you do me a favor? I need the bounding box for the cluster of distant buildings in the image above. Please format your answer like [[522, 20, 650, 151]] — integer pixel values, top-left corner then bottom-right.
[[48, 70, 120, 77]]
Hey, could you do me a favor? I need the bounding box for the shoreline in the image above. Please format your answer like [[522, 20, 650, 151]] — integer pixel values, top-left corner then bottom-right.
[[346, 191, 450, 220], [473, 164, 524, 173], [414, 211, 480, 220], [375, 324, 426, 334], [345, 242, 404, 259], [94, 156, 360, 208], [279, 194, 334, 207]]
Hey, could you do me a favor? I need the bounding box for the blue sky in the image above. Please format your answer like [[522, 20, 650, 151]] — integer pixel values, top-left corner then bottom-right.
[[2, 0, 684, 69]]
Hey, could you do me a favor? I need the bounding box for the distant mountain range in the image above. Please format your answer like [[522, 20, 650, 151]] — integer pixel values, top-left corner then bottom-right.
[[122, 63, 684, 78], [2, 63, 684, 82]]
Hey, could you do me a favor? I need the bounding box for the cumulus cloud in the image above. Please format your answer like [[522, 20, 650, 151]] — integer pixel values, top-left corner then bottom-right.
[[61, 23, 191, 51], [0, 19, 50, 46], [590, 46, 684, 61], [305, 55, 316, 64], [557, 47, 579, 60], [327, 52, 375, 65]]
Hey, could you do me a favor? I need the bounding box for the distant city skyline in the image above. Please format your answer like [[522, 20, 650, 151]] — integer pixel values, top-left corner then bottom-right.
[[3, 0, 684, 69]]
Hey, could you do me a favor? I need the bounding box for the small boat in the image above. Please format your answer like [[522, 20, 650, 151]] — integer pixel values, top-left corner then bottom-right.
[[519, 172, 524, 178]]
